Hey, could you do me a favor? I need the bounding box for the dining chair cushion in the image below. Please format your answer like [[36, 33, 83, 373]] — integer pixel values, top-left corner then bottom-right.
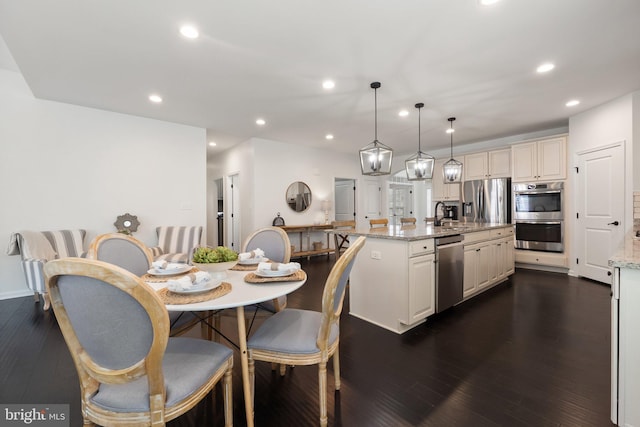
[[90, 337, 233, 412], [248, 309, 338, 355], [92, 238, 150, 277]]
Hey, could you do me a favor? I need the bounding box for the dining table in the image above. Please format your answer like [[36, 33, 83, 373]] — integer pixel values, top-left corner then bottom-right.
[[146, 267, 307, 427]]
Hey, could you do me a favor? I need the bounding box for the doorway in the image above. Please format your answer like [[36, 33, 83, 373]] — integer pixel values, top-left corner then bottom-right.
[[575, 142, 625, 284], [388, 183, 414, 226], [334, 178, 356, 222], [226, 173, 240, 251]]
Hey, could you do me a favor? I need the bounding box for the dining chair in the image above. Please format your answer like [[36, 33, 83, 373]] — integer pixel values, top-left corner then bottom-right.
[[87, 233, 203, 338], [369, 218, 388, 228], [44, 257, 233, 427], [331, 220, 356, 260], [400, 217, 417, 226], [247, 236, 366, 427]]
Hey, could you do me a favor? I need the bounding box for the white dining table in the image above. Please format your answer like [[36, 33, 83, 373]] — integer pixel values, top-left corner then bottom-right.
[[148, 268, 307, 427]]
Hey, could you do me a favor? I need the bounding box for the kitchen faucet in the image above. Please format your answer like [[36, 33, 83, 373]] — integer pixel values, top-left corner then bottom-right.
[[434, 201, 444, 226]]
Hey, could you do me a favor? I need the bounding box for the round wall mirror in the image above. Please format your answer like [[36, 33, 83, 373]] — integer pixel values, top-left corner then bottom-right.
[[286, 181, 312, 212]]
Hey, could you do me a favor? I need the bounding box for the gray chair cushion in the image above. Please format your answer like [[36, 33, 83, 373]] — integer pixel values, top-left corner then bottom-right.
[[248, 309, 338, 355], [90, 337, 232, 412]]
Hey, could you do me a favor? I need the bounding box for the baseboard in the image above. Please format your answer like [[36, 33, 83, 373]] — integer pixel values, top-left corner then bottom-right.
[[515, 263, 569, 274], [0, 289, 33, 300]]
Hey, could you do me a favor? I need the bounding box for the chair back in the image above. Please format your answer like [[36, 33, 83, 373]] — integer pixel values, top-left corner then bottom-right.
[[243, 227, 291, 263], [8, 229, 86, 260], [400, 217, 416, 225], [88, 233, 152, 276], [156, 226, 203, 254], [44, 258, 169, 397], [317, 236, 365, 350], [369, 218, 388, 228], [331, 220, 356, 231]]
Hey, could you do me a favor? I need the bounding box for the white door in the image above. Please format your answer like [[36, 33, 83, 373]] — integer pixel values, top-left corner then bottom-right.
[[576, 143, 625, 284], [334, 178, 356, 222], [363, 178, 382, 222], [226, 173, 241, 252]]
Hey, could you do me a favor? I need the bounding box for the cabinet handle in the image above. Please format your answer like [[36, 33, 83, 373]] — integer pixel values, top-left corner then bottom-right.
[[476, 249, 480, 252], [423, 246, 428, 249]]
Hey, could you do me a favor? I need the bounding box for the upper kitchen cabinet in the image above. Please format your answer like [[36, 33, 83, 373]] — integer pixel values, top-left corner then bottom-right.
[[464, 148, 511, 181], [433, 158, 461, 201], [511, 136, 567, 182]]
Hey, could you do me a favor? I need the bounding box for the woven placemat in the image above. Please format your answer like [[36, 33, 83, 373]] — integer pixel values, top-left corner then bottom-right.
[[230, 263, 259, 271], [142, 267, 199, 283], [157, 282, 232, 304], [244, 269, 306, 284]]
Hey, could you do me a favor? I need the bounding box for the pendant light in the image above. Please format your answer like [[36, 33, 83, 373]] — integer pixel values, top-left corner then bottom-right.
[[442, 117, 463, 183], [359, 82, 393, 176], [405, 103, 434, 180]]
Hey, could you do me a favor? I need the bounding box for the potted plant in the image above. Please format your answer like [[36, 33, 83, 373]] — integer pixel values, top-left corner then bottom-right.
[[192, 246, 239, 278]]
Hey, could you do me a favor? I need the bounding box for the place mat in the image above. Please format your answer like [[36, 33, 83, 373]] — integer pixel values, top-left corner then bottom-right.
[[230, 263, 259, 271], [244, 269, 306, 284], [157, 282, 232, 305], [142, 267, 199, 283]]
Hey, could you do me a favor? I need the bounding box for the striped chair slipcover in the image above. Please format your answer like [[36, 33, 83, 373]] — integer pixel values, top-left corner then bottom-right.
[[6, 229, 86, 310], [149, 226, 203, 264]]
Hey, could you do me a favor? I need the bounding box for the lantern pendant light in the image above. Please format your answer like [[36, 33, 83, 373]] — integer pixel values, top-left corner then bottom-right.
[[442, 117, 463, 183], [359, 82, 393, 176], [405, 103, 434, 180]]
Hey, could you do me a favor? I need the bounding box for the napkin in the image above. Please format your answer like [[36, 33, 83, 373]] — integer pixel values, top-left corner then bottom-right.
[[238, 248, 265, 261], [257, 261, 301, 272], [167, 271, 212, 291], [152, 260, 168, 270]]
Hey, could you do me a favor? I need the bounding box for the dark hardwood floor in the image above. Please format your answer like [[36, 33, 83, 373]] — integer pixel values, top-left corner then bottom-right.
[[0, 258, 613, 427]]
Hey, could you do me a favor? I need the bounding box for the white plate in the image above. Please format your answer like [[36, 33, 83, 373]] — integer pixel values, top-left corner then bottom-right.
[[147, 263, 193, 276], [254, 268, 298, 278], [167, 280, 221, 294], [238, 257, 268, 265]]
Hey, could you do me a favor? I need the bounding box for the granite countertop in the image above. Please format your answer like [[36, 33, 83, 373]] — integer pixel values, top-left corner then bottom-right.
[[328, 222, 513, 242], [609, 230, 640, 269]]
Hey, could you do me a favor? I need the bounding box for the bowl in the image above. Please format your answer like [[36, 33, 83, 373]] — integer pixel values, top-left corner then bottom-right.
[[192, 260, 238, 279]]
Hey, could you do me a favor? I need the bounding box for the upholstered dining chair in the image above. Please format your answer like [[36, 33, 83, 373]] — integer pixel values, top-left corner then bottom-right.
[[369, 218, 388, 228], [149, 226, 203, 264], [87, 233, 203, 338], [247, 236, 366, 427], [44, 257, 233, 427], [6, 229, 86, 310], [331, 220, 356, 260]]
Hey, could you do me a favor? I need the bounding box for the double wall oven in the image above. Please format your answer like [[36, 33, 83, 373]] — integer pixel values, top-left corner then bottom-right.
[[513, 182, 564, 252]]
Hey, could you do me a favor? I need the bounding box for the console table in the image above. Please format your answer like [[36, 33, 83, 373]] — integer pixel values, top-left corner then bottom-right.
[[277, 224, 334, 259]]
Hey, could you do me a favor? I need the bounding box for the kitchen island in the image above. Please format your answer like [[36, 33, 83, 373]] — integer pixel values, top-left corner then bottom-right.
[[345, 223, 514, 334], [608, 231, 640, 426]]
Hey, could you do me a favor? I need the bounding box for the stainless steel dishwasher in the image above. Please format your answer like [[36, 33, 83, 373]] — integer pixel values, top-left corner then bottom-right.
[[435, 234, 464, 313]]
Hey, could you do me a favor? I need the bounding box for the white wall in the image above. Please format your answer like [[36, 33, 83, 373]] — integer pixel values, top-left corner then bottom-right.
[[0, 69, 207, 298]]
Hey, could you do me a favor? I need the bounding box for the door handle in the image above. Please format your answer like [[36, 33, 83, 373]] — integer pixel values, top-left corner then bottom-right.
[[608, 221, 620, 226]]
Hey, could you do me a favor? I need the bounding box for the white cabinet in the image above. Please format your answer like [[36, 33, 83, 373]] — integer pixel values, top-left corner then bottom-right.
[[512, 136, 567, 182], [463, 242, 493, 297], [464, 148, 511, 181], [408, 253, 436, 323], [433, 159, 461, 200], [463, 227, 514, 299]]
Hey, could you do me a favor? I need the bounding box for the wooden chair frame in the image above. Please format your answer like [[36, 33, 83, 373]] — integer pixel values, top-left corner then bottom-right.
[[369, 218, 388, 228], [248, 236, 366, 426], [331, 220, 356, 260], [45, 258, 233, 426]]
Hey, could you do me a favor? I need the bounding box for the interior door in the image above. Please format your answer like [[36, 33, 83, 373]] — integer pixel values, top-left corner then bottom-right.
[[389, 184, 413, 226], [226, 173, 240, 252], [576, 143, 625, 284], [334, 178, 356, 221], [363, 178, 382, 222]]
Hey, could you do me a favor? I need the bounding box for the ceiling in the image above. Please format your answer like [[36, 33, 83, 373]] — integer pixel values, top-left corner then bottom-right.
[[1, 0, 639, 158]]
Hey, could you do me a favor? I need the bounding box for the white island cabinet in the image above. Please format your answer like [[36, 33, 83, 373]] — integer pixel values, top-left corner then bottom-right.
[[609, 235, 640, 426], [346, 224, 514, 334]]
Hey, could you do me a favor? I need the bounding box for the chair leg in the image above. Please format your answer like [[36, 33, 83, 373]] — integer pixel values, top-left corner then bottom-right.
[[42, 293, 51, 311], [214, 313, 221, 342], [333, 347, 341, 390], [318, 361, 328, 427], [279, 363, 286, 376], [223, 365, 233, 427]]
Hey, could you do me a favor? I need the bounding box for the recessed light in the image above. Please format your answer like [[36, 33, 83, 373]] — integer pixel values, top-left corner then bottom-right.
[[325, 134, 334, 140], [536, 62, 555, 73], [479, 0, 500, 5], [322, 80, 335, 90], [148, 94, 163, 103], [256, 118, 266, 126], [566, 100, 580, 107], [398, 110, 409, 117], [209, 141, 217, 147], [180, 25, 199, 39]]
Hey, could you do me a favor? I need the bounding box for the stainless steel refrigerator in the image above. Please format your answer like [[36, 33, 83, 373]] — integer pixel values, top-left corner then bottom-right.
[[462, 178, 512, 223]]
